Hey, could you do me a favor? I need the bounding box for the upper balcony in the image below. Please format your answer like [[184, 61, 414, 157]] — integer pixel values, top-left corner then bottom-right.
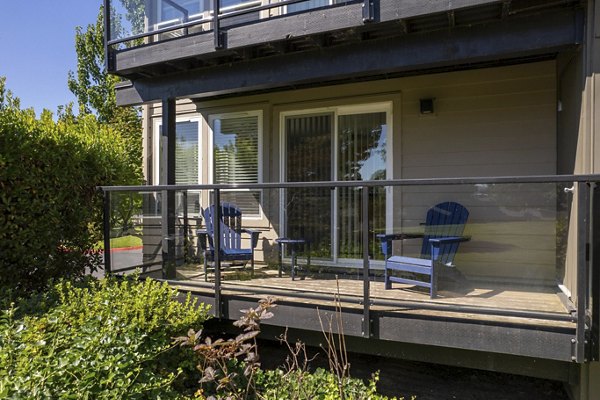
[[105, 0, 582, 89]]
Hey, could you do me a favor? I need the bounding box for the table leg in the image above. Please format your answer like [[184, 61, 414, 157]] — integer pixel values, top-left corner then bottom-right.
[[278, 242, 283, 278], [291, 246, 297, 281]]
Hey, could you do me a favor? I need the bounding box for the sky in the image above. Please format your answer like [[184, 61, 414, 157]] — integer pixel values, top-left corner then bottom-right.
[[0, 1, 101, 115]]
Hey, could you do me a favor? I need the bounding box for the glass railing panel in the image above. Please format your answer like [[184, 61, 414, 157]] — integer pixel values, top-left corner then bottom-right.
[[369, 182, 573, 317], [104, 178, 580, 320], [107, 0, 354, 46], [108, 0, 147, 43], [108, 190, 162, 275]]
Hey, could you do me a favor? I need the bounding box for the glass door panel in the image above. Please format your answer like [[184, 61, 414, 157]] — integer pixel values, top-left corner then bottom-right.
[[285, 114, 333, 258], [337, 112, 387, 260]]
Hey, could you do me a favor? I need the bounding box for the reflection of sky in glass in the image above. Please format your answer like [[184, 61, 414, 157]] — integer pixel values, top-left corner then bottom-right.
[[359, 124, 386, 181], [213, 119, 235, 151], [161, 0, 203, 21]]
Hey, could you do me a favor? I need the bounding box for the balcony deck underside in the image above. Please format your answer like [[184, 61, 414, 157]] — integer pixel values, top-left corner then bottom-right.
[[114, 3, 582, 106], [159, 264, 577, 363]]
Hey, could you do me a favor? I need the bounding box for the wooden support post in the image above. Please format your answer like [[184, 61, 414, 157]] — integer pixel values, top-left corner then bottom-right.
[[161, 98, 177, 279]]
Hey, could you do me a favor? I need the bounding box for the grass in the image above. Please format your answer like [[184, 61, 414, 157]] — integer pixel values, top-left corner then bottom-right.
[[96, 235, 143, 250]]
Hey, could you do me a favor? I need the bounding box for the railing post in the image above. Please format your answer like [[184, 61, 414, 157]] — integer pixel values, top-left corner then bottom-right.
[[213, 189, 222, 318], [362, 186, 371, 338], [362, 0, 374, 23], [213, 0, 224, 49], [103, 190, 112, 275], [161, 98, 177, 280], [575, 181, 591, 362], [104, 0, 113, 71], [183, 190, 189, 261], [591, 182, 600, 361]]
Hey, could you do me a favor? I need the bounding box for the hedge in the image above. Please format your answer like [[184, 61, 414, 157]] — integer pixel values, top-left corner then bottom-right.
[[0, 276, 210, 399], [0, 78, 140, 294]]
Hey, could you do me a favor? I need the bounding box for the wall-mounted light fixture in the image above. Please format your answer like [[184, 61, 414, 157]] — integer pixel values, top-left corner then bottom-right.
[[420, 98, 435, 115]]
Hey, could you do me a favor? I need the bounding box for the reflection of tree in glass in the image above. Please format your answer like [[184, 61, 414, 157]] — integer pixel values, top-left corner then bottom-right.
[[338, 113, 387, 260]]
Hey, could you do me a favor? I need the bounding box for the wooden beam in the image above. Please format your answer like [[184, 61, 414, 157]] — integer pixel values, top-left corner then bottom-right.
[[116, 8, 581, 106]]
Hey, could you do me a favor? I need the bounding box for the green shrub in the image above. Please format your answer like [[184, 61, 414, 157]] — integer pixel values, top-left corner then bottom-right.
[[0, 78, 140, 294], [256, 368, 398, 400], [0, 276, 210, 399]]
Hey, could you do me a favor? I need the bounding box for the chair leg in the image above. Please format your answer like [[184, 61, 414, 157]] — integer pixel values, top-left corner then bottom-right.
[[204, 254, 208, 282], [430, 264, 437, 299], [384, 266, 391, 290], [250, 256, 254, 278]]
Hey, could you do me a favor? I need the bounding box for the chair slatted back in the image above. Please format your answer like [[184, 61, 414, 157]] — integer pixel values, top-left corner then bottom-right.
[[420, 202, 469, 265], [202, 203, 243, 252]]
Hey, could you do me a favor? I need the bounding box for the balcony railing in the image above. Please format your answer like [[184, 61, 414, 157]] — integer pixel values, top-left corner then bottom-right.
[[105, 0, 364, 52], [100, 175, 600, 361]]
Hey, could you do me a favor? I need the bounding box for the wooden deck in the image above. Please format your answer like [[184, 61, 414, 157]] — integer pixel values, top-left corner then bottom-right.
[[174, 264, 574, 329]]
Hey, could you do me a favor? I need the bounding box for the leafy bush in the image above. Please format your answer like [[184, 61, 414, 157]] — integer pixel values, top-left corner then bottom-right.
[[0, 78, 140, 294], [179, 297, 401, 400], [0, 276, 210, 399], [256, 368, 396, 400]]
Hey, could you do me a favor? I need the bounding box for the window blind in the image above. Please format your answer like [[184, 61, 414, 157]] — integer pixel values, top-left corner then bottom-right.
[[213, 115, 260, 215]]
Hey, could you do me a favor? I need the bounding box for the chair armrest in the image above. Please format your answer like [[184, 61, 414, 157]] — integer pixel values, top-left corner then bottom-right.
[[376, 233, 424, 241], [242, 229, 261, 248], [429, 236, 471, 246], [376, 233, 424, 257]]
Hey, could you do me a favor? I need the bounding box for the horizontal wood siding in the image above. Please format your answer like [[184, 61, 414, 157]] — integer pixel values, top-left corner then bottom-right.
[[147, 61, 560, 284], [398, 61, 558, 283]]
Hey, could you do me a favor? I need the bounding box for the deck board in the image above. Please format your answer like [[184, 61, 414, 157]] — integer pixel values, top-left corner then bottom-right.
[[175, 265, 573, 329]]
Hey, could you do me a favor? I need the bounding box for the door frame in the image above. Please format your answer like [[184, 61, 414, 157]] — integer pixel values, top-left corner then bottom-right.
[[279, 101, 394, 263]]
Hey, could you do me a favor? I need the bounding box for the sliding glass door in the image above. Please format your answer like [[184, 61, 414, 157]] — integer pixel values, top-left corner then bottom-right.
[[337, 111, 387, 260], [283, 103, 391, 262], [285, 114, 333, 258]]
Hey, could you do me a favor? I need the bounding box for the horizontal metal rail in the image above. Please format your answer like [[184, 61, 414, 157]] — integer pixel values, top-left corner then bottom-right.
[[158, 278, 576, 323], [107, 0, 357, 47], [100, 174, 600, 192]]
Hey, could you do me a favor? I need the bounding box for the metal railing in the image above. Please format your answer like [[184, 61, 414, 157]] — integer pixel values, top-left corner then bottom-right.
[[101, 174, 600, 361], [104, 0, 366, 67]]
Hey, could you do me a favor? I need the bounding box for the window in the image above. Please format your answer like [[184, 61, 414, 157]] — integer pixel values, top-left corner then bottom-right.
[[210, 111, 262, 216], [282, 103, 392, 261], [154, 117, 202, 215]]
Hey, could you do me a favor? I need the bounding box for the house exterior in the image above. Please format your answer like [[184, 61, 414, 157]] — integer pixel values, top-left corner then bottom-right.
[[102, 1, 600, 398]]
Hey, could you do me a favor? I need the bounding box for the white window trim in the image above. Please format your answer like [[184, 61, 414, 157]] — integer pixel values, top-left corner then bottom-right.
[[279, 101, 393, 262], [152, 115, 202, 186], [208, 110, 264, 219]]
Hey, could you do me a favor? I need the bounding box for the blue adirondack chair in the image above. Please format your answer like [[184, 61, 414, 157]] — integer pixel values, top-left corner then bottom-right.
[[378, 202, 470, 298], [198, 203, 260, 281]]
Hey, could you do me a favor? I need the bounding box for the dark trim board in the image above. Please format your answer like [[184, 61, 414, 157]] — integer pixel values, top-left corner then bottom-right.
[[258, 325, 577, 383], [180, 288, 576, 366], [116, 8, 582, 106], [112, 0, 507, 75]]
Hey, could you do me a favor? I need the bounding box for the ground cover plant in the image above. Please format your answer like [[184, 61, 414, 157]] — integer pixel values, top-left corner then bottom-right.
[[0, 276, 210, 399]]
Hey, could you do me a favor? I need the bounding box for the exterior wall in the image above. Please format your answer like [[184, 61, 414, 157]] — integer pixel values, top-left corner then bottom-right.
[[144, 61, 561, 283], [397, 61, 557, 283], [576, 1, 600, 399]]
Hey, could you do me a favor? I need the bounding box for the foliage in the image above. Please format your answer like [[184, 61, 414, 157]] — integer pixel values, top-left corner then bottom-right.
[[176, 297, 276, 399], [178, 297, 399, 400], [0, 77, 138, 294], [67, 5, 142, 181], [256, 368, 396, 400], [0, 276, 210, 399]]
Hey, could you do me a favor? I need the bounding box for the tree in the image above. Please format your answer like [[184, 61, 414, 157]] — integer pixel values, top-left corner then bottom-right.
[[67, 5, 143, 182]]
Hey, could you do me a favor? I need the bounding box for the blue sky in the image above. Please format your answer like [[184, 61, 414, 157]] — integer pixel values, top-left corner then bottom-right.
[[0, 1, 101, 115]]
